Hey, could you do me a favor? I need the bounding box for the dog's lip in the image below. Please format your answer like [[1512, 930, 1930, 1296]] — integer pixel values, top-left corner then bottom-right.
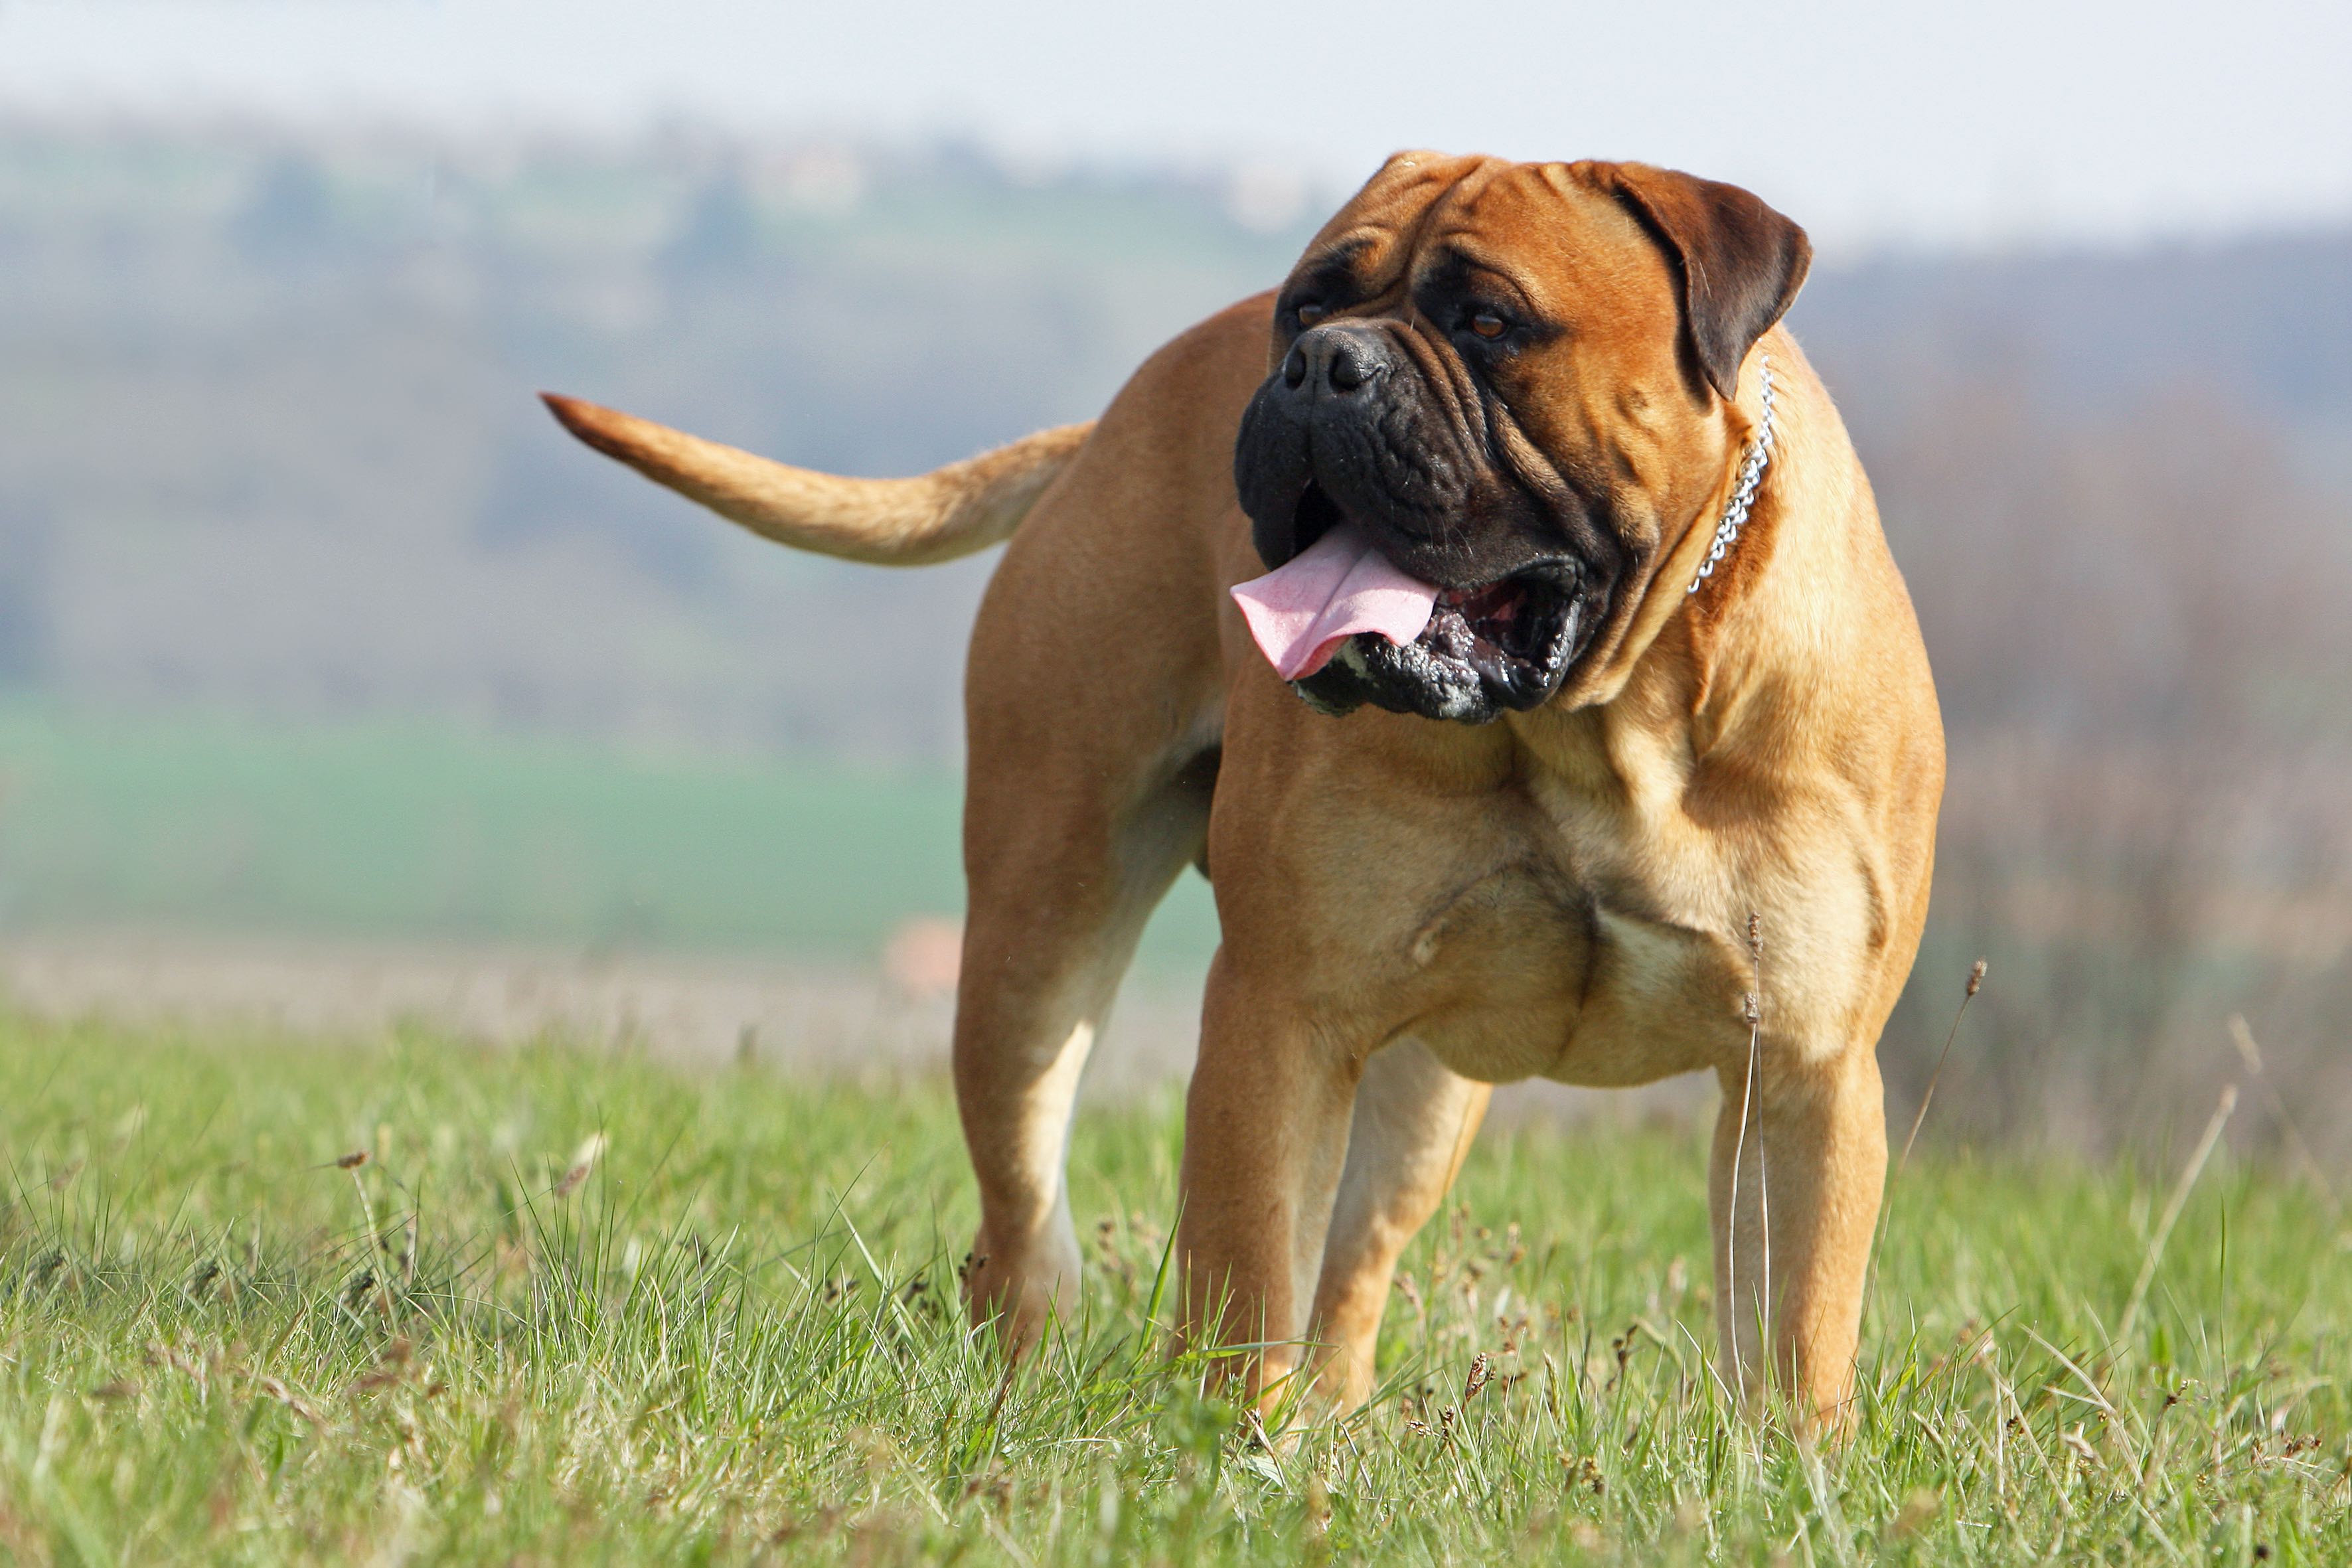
[[1283, 477, 1573, 593]]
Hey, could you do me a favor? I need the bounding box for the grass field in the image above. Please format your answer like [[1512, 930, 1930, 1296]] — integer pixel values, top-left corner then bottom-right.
[[1, 1011, 2346, 1564], [0, 700, 1222, 969]]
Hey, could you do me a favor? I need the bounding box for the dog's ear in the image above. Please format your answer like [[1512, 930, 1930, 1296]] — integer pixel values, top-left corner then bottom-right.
[[1591, 163, 1811, 402]]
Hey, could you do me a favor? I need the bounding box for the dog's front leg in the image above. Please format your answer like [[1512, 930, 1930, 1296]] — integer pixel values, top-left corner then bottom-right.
[[1307, 1039, 1491, 1411], [1709, 1044, 1887, 1434], [1174, 949, 1363, 1417]]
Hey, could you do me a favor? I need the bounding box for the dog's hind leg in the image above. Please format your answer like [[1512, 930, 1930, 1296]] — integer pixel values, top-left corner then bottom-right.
[[947, 435, 1226, 1354], [923, 293, 1269, 1355], [951, 739, 1215, 1355], [1303, 1038, 1491, 1411]]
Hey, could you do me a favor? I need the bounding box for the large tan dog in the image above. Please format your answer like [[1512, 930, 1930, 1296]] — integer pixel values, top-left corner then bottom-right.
[[545, 153, 1943, 1429]]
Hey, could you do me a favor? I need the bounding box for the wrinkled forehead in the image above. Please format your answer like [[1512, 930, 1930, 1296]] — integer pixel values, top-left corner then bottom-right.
[[1291, 155, 1674, 321]]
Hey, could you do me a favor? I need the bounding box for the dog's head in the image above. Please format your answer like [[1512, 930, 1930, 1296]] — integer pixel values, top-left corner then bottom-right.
[[1233, 154, 1810, 723]]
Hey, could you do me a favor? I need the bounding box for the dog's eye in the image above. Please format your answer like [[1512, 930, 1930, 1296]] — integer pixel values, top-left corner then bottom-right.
[[1468, 309, 1508, 340], [1294, 301, 1329, 328]]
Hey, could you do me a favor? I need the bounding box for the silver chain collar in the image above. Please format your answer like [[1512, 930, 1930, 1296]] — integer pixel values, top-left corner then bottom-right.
[[1686, 353, 1776, 595]]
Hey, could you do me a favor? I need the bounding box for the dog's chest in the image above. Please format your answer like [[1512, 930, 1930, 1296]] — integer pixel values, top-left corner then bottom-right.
[[1384, 778, 1741, 1087]]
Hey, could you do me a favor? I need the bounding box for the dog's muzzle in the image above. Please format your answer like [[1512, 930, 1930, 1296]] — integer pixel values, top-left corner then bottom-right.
[[1233, 323, 1601, 724]]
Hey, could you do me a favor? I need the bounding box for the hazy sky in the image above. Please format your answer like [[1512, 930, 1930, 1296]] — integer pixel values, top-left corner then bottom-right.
[[4, 0, 2348, 252]]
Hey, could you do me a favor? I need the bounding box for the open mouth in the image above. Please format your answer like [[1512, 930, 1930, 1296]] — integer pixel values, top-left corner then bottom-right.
[[1419, 572, 1580, 695], [1339, 556, 1584, 721], [1232, 451, 1601, 722], [1286, 479, 1588, 716]]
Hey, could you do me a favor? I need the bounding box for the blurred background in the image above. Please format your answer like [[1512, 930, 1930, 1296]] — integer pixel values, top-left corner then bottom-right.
[[1, 0, 2347, 1152]]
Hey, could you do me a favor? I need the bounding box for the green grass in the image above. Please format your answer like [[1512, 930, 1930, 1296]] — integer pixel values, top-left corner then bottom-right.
[[0, 700, 1221, 968], [1, 1011, 2345, 1565]]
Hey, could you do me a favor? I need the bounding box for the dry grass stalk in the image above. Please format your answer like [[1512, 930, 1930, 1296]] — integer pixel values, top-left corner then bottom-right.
[[349, 1338, 415, 1395], [256, 1375, 323, 1427], [1463, 1352, 1492, 1403], [1864, 960, 1989, 1329], [2228, 1015, 2337, 1213], [552, 1132, 609, 1200], [2118, 1083, 2238, 1344], [1724, 913, 1770, 1386], [1895, 959, 1988, 1183]]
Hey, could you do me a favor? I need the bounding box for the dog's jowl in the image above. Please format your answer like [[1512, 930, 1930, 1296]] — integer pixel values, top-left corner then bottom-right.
[[546, 152, 1942, 1433]]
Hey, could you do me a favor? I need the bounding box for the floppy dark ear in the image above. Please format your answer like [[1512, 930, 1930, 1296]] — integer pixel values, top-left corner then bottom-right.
[[1596, 163, 1811, 402]]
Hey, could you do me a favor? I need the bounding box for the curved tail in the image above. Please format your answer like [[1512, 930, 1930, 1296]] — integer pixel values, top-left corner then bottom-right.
[[540, 394, 1095, 566]]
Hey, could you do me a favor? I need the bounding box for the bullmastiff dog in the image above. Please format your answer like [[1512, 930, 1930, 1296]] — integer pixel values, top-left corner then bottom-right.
[[544, 153, 1944, 1429]]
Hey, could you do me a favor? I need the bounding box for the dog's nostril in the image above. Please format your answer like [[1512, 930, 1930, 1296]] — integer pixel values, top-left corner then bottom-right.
[[1327, 343, 1367, 392], [1283, 346, 1308, 389]]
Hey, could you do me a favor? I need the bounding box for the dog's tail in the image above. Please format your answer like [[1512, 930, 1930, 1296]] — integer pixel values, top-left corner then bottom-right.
[[540, 393, 1094, 566]]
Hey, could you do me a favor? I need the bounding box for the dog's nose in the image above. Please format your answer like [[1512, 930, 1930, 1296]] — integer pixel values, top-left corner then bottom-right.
[[1282, 325, 1390, 400]]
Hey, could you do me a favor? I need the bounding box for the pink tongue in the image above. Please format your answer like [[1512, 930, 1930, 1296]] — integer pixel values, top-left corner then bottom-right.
[[1229, 522, 1441, 682]]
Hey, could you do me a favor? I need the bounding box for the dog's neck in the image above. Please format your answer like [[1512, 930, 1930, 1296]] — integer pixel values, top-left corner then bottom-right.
[[1529, 340, 1789, 718], [1684, 354, 1776, 596], [1508, 335, 1884, 777], [1644, 341, 1887, 738]]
